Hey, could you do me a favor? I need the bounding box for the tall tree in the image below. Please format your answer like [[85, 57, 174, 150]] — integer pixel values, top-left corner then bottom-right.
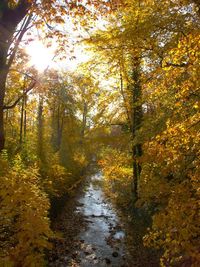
[[0, 0, 31, 150]]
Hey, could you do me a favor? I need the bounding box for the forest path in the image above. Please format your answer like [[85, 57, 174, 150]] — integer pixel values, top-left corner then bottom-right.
[[48, 169, 130, 267]]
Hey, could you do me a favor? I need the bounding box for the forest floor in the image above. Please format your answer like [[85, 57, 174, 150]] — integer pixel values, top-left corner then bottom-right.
[[48, 167, 159, 267]]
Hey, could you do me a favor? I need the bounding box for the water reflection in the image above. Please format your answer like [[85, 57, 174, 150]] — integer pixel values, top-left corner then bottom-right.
[[75, 171, 126, 266]]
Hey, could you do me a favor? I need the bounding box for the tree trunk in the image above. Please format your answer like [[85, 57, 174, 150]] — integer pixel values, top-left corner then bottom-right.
[[81, 102, 87, 140], [24, 93, 27, 140], [0, 73, 7, 151], [0, 1, 30, 151], [51, 102, 64, 152], [20, 94, 25, 145], [37, 95, 45, 162], [131, 59, 143, 204], [119, 72, 132, 130], [57, 105, 63, 150], [0, 107, 5, 152]]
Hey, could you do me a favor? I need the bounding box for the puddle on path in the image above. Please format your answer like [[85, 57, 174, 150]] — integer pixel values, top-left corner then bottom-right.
[[74, 172, 127, 267]]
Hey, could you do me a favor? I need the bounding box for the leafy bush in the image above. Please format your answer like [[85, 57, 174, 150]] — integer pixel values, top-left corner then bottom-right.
[[99, 148, 132, 208], [143, 180, 199, 267], [0, 155, 52, 266], [43, 163, 71, 197]]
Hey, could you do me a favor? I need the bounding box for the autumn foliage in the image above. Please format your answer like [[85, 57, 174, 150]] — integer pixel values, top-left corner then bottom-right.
[[86, 1, 200, 266], [0, 0, 200, 266], [0, 154, 52, 266]]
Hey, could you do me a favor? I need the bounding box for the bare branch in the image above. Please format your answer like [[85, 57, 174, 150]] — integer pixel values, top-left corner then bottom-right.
[[7, 14, 32, 68], [3, 81, 36, 110], [163, 62, 190, 68], [9, 68, 37, 81]]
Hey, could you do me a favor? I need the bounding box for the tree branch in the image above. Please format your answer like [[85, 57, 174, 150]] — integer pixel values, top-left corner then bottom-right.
[[3, 80, 36, 110], [9, 68, 37, 81], [7, 14, 32, 68], [163, 62, 189, 68]]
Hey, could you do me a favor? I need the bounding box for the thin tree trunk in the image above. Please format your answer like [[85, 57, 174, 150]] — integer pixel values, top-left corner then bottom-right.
[[20, 94, 25, 145], [0, 73, 7, 151], [119, 72, 132, 129], [131, 59, 143, 204], [24, 93, 27, 140], [51, 103, 63, 151], [57, 107, 64, 149], [37, 95, 44, 162], [57, 104, 61, 149], [81, 102, 87, 140]]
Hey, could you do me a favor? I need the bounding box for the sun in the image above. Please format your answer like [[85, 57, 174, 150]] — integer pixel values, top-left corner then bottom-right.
[[26, 41, 54, 72], [26, 39, 91, 73]]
